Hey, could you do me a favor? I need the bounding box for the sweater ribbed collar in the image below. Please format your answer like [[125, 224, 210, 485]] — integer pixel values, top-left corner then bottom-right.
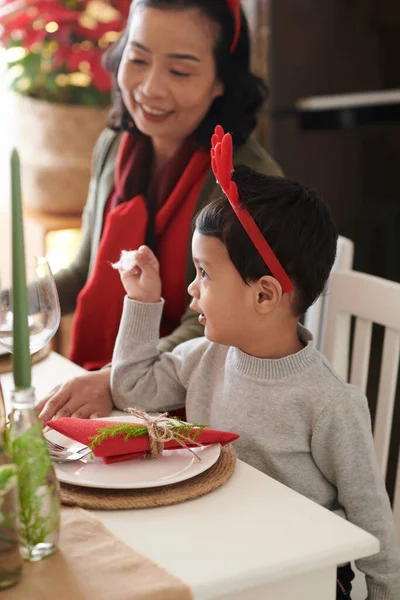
[[229, 324, 317, 380]]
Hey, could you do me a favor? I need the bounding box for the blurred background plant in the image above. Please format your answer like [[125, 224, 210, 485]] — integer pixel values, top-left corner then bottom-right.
[[0, 0, 130, 106]]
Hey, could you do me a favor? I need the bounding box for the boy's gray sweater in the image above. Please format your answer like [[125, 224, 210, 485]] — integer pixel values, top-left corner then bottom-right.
[[111, 298, 400, 600]]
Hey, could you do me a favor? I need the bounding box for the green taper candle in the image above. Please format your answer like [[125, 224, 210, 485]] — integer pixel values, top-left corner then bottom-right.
[[11, 149, 31, 389]]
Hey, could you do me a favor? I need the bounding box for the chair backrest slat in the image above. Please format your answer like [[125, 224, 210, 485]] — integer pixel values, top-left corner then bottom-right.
[[393, 450, 400, 540], [324, 274, 352, 380], [374, 328, 400, 474], [350, 317, 373, 393]]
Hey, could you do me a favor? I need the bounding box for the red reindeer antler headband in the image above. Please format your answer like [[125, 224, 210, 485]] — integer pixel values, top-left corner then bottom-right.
[[210, 125, 294, 293], [226, 0, 241, 52]]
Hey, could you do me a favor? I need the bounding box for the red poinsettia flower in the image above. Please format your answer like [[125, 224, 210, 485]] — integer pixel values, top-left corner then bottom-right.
[[0, 1, 80, 48], [0, 0, 129, 102], [0, 1, 80, 29], [75, 0, 129, 43], [75, 19, 122, 43], [66, 44, 111, 92]]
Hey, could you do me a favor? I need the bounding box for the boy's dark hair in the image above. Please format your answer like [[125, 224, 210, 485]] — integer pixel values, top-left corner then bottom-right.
[[195, 165, 338, 315], [103, 0, 267, 147]]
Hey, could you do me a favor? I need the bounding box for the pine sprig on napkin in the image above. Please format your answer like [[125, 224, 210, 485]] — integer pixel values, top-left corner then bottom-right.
[[89, 423, 148, 448], [89, 419, 206, 451]]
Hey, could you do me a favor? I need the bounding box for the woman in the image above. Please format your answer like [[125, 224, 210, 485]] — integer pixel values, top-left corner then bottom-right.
[[38, 0, 282, 421]]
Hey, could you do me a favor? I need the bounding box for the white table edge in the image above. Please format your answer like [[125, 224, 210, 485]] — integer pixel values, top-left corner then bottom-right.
[[188, 535, 379, 599], [1, 352, 381, 600]]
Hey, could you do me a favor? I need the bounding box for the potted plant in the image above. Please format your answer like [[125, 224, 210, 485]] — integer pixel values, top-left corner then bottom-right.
[[0, 0, 130, 214]]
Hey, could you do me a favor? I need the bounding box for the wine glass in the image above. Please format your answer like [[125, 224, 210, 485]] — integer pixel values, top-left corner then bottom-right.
[[0, 257, 61, 354]]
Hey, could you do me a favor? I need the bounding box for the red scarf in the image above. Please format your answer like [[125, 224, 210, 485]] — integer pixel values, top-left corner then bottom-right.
[[69, 133, 210, 370]]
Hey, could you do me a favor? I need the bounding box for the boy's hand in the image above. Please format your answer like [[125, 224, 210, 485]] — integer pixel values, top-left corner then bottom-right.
[[119, 246, 161, 303]]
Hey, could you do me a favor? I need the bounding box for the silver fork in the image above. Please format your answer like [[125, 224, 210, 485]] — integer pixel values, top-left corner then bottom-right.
[[45, 439, 92, 462], [48, 447, 92, 463], [46, 439, 71, 452]]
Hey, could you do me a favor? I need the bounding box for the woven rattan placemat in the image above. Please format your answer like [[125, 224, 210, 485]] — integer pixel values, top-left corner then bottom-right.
[[60, 444, 236, 510]]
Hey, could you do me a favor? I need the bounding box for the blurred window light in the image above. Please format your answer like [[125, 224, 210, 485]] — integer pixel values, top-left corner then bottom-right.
[[45, 228, 81, 274]]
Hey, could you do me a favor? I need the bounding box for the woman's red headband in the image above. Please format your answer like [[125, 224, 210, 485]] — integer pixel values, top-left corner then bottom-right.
[[226, 0, 241, 52], [211, 126, 294, 293]]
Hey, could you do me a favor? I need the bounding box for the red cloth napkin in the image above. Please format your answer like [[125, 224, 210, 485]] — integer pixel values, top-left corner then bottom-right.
[[47, 418, 239, 464]]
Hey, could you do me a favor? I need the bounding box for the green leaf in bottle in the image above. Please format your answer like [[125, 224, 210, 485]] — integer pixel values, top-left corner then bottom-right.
[[10, 423, 60, 560]]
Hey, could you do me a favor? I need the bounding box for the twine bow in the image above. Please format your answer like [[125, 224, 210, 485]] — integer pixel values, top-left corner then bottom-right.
[[127, 408, 203, 460]]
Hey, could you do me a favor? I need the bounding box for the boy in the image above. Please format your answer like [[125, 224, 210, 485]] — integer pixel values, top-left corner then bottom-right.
[[111, 162, 399, 600]]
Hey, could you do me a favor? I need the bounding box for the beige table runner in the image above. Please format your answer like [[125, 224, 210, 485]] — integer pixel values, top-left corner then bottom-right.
[[5, 508, 192, 600]]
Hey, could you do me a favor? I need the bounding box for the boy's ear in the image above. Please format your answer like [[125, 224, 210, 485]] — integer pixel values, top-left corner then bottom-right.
[[253, 276, 283, 313]]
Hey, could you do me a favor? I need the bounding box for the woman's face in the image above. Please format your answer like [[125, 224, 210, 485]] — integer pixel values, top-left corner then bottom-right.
[[117, 5, 224, 148]]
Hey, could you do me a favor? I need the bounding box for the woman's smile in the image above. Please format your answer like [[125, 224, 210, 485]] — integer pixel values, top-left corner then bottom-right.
[[137, 102, 174, 123]]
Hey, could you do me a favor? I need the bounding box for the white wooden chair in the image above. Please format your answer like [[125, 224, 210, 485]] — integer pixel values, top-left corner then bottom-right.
[[322, 270, 400, 599], [323, 270, 400, 537], [304, 235, 354, 351]]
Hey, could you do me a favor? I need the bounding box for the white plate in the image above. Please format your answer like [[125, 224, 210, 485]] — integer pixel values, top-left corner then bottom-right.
[[53, 416, 221, 490]]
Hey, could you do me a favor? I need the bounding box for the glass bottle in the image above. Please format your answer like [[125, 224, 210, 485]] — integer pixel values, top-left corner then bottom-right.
[[0, 383, 23, 589], [8, 387, 60, 562]]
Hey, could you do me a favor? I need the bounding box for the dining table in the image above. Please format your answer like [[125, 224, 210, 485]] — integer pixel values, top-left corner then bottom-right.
[[1, 351, 379, 600]]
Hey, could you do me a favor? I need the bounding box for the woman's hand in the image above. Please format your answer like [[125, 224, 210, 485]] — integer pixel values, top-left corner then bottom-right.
[[36, 368, 113, 423], [120, 246, 161, 303]]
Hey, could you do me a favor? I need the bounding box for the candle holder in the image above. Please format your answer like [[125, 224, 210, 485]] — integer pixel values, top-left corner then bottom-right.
[[8, 387, 60, 562]]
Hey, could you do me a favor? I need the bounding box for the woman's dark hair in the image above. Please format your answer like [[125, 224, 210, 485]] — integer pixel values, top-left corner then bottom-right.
[[195, 165, 338, 315], [103, 0, 267, 147]]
